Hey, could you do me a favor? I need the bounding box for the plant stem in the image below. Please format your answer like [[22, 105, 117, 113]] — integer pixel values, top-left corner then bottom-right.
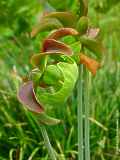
[[84, 68, 90, 160], [40, 125, 57, 160], [77, 65, 84, 160], [116, 109, 119, 155]]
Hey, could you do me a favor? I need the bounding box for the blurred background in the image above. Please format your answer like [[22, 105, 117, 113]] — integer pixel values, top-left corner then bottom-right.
[[0, 0, 120, 159]]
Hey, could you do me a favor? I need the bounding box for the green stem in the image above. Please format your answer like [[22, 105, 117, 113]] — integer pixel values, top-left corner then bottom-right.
[[77, 65, 84, 160], [84, 68, 90, 160], [40, 125, 57, 160], [116, 109, 119, 155]]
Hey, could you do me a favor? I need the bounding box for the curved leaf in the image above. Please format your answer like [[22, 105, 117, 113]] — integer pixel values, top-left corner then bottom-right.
[[17, 81, 44, 113], [31, 52, 56, 67], [47, 28, 79, 40], [44, 12, 77, 27], [30, 53, 48, 72], [36, 62, 78, 106], [80, 54, 101, 75], [42, 39, 73, 55], [31, 18, 63, 37], [37, 112, 61, 125]]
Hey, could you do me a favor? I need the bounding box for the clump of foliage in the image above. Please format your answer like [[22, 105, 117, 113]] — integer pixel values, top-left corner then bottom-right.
[[0, 0, 120, 160]]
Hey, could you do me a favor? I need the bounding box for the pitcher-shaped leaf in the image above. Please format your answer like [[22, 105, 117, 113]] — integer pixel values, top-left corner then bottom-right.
[[42, 39, 73, 55], [42, 65, 63, 85], [47, 28, 79, 40], [31, 18, 63, 37], [80, 54, 101, 75], [36, 61, 78, 106], [44, 12, 77, 27], [18, 81, 61, 125]]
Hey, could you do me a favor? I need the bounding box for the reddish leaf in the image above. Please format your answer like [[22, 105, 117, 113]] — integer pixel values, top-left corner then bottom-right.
[[47, 28, 78, 40], [42, 39, 73, 55], [17, 81, 44, 113], [80, 54, 101, 75]]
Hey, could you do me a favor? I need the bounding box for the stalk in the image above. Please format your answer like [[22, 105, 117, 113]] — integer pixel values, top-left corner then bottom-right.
[[77, 65, 84, 160], [40, 125, 57, 160], [84, 67, 90, 160], [116, 109, 119, 155]]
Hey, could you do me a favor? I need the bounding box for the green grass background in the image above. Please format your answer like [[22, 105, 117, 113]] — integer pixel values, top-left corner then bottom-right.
[[0, 0, 120, 159]]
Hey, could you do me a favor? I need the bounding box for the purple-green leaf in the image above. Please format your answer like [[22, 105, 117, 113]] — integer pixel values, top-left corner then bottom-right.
[[17, 81, 44, 113]]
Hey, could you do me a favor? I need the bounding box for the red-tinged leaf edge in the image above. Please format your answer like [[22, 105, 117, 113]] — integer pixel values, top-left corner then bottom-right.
[[47, 28, 79, 40], [31, 52, 64, 67], [42, 39, 73, 55], [17, 81, 44, 113]]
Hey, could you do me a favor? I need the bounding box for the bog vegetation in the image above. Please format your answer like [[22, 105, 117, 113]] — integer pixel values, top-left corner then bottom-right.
[[0, 0, 120, 160]]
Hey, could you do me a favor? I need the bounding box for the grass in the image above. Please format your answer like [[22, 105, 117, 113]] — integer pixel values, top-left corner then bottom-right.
[[0, 1, 120, 159]]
